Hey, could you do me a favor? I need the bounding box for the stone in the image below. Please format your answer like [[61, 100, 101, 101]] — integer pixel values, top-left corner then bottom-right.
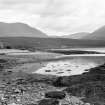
[[45, 91, 66, 99], [38, 99, 59, 105]]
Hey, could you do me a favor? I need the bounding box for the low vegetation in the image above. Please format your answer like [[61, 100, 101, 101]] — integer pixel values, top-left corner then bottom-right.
[[1, 37, 105, 51], [52, 63, 105, 104], [0, 54, 105, 104]]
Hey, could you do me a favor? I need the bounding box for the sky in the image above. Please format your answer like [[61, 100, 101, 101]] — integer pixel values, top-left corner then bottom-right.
[[0, 0, 105, 36]]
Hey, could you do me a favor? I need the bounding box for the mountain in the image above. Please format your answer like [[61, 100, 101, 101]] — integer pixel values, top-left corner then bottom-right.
[[0, 22, 48, 37], [83, 26, 105, 40], [61, 32, 89, 39]]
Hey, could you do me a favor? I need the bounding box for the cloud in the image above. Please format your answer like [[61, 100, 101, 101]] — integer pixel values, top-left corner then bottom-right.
[[0, 0, 105, 36]]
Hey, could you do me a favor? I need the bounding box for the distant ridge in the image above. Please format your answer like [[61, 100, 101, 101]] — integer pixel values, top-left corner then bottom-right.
[[82, 26, 105, 40], [0, 22, 48, 37], [61, 32, 89, 39]]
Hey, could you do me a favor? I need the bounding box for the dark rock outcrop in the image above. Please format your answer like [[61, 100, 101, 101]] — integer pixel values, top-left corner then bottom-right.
[[52, 63, 105, 104], [45, 91, 66, 99], [53, 64, 105, 87], [26, 104, 37, 105], [38, 99, 59, 105]]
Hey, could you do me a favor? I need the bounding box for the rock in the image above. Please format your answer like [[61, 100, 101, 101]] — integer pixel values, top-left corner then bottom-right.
[[85, 103, 91, 105], [8, 103, 19, 105], [26, 104, 37, 105], [14, 88, 21, 94], [61, 104, 69, 105], [0, 59, 7, 63], [38, 99, 59, 105], [93, 103, 100, 105], [45, 91, 66, 99]]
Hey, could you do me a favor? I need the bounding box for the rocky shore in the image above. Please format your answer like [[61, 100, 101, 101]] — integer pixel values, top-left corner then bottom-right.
[[53, 63, 105, 105], [0, 58, 105, 105]]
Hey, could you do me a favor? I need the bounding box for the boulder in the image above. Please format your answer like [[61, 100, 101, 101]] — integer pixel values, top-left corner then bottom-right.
[[93, 103, 100, 105], [26, 104, 37, 105], [45, 91, 66, 99], [38, 99, 59, 105]]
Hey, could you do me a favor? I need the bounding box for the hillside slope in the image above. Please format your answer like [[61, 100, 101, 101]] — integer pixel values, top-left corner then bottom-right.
[[83, 26, 105, 40], [62, 32, 89, 39], [0, 22, 47, 37]]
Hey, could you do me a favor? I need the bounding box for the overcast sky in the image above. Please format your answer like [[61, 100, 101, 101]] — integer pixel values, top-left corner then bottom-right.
[[0, 0, 105, 36]]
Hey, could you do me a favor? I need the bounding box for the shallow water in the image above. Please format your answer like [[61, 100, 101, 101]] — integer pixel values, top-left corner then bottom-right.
[[0, 49, 29, 54], [3, 48, 105, 76], [34, 56, 105, 76]]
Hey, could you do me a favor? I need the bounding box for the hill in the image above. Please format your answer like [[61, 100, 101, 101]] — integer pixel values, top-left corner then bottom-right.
[[0, 22, 48, 37], [61, 32, 89, 39], [83, 26, 105, 40]]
